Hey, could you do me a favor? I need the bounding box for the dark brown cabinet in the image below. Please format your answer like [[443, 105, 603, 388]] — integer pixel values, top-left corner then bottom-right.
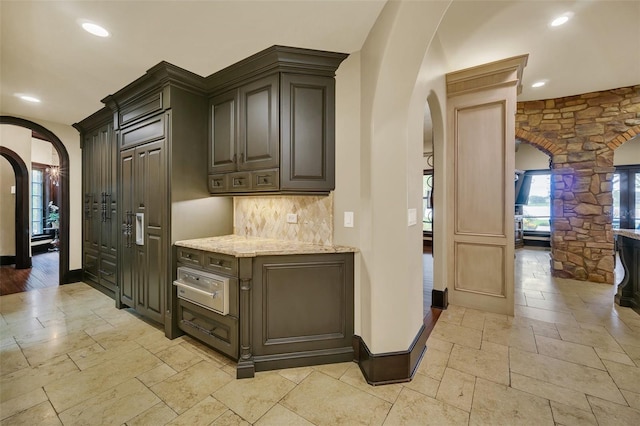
[[207, 46, 347, 195], [75, 108, 118, 299]]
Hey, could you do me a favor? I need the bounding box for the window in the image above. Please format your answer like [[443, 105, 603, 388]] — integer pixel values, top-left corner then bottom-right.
[[612, 166, 640, 229], [32, 168, 44, 235], [520, 172, 551, 232], [423, 172, 433, 233]]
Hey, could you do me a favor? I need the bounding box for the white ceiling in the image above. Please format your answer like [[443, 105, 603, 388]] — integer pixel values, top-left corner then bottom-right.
[[1, 1, 638, 127]]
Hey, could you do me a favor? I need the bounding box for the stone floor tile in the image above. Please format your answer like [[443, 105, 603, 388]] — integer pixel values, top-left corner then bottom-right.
[[510, 372, 591, 411], [425, 336, 453, 354], [430, 321, 482, 349], [588, 395, 640, 426], [556, 324, 625, 352], [0, 400, 61, 426], [437, 304, 465, 325], [416, 347, 449, 380], [151, 361, 233, 414], [254, 403, 314, 426], [383, 387, 468, 425], [165, 396, 227, 426], [0, 354, 78, 403], [621, 343, 640, 367], [469, 378, 553, 426], [403, 372, 440, 398], [0, 387, 48, 421], [483, 321, 537, 353], [510, 347, 627, 405], [340, 363, 403, 403], [19, 330, 97, 366], [127, 402, 178, 426], [155, 344, 205, 372], [276, 366, 314, 384], [69, 340, 140, 370], [281, 371, 391, 426], [603, 359, 640, 393], [515, 305, 579, 326], [45, 347, 161, 412], [137, 363, 178, 387], [622, 389, 640, 410], [535, 334, 605, 369], [210, 410, 250, 426], [460, 308, 486, 331], [550, 401, 597, 426], [178, 340, 230, 368], [435, 367, 475, 412], [526, 296, 573, 313], [595, 346, 636, 366], [58, 378, 159, 425], [310, 361, 352, 379], [213, 371, 296, 423], [0, 342, 29, 376], [448, 343, 509, 386]]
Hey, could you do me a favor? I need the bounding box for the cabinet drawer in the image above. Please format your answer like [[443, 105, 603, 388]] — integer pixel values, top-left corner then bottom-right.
[[119, 92, 164, 127], [204, 252, 238, 277], [228, 172, 250, 192], [176, 248, 203, 267], [251, 169, 279, 192], [208, 174, 228, 193], [178, 299, 238, 360], [99, 255, 117, 285]]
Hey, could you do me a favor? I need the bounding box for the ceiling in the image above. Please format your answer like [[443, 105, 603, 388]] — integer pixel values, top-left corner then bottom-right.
[[1, 1, 638, 127]]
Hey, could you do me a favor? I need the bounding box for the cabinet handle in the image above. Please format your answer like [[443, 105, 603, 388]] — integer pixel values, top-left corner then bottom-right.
[[240, 153, 245, 164], [105, 193, 111, 221], [98, 269, 114, 276], [85, 194, 92, 219], [101, 192, 106, 222], [233, 178, 244, 187]]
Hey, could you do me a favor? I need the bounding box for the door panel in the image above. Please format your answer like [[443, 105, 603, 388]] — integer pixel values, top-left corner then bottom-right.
[[238, 74, 279, 171], [119, 148, 135, 307]]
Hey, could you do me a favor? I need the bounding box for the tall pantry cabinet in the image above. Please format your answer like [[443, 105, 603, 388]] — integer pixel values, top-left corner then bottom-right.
[[77, 62, 233, 333], [74, 108, 118, 299]]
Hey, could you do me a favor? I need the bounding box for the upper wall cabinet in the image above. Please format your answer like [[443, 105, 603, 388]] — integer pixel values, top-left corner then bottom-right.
[[206, 46, 348, 195]]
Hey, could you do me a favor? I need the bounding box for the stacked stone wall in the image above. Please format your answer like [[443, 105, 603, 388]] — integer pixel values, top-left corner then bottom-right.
[[516, 85, 640, 284]]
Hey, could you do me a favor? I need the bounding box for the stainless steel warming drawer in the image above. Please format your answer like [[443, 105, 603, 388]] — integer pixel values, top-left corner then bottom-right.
[[173, 266, 229, 315]]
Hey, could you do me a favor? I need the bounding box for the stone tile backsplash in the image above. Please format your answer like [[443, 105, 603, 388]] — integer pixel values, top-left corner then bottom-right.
[[234, 195, 334, 245]]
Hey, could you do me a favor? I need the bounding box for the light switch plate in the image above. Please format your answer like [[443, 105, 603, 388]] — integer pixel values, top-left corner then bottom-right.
[[344, 211, 354, 228], [10, 185, 16, 194], [408, 208, 417, 226], [286, 213, 298, 224]]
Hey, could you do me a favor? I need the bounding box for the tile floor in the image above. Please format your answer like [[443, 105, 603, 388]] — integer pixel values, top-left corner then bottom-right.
[[1, 248, 640, 425]]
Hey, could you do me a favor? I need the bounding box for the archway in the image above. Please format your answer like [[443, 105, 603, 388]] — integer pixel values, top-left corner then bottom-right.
[[0, 146, 31, 269], [0, 116, 70, 285]]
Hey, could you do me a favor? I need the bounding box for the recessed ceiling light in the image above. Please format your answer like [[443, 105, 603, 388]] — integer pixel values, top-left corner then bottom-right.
[[80, 21, 110, 37], [550, 12, 573, 27], [531, 81, 546, 88], [16, 94, 41, 103]]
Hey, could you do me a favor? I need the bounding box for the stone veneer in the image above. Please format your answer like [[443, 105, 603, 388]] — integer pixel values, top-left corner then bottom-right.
[[516, 85, 640, 284], [233, 194, 334, 245]]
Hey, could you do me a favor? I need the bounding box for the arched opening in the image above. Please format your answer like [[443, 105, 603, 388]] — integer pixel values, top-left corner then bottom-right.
[[0, 116, 70, 286], [0, 146, 31, 269]]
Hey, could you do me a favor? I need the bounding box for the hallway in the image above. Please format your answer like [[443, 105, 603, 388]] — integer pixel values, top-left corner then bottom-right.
[[0, 252, 59, 296], [1, 249, 639, 424]]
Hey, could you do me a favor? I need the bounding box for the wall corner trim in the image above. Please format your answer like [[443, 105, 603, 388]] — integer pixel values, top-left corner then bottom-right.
[[354, 324, 427, 386]]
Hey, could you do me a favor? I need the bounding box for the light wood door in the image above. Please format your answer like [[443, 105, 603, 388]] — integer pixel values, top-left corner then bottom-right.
[[445, 55, 527, 316]]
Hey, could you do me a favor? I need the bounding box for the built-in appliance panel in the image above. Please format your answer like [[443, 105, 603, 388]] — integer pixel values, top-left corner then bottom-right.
[[177, 298, 238, 360]]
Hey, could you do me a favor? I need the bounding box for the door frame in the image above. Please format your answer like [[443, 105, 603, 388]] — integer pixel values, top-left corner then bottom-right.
[[0, 116, 70, 284], [0, 146, 31, 269]]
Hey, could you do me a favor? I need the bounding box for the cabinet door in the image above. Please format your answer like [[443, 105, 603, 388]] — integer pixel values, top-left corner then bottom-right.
[[134, 140, 166, 324], [280, 74, 335, 192], [209, 90, 238, 174], [99, 123, 117, 258], [119, 148, 135, 308], [238, 74, 279, 171], [88, 131, 101, 251], [82, 134, 94, 252]]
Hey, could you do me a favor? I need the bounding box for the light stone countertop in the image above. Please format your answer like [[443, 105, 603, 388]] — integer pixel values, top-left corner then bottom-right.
[[614, 229, 640, 241], [174, 235, 358, 257]]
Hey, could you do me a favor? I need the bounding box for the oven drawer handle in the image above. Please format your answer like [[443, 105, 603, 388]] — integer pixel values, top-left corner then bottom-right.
[[173, 281, 220, 298], [180, 319, 217, 337]]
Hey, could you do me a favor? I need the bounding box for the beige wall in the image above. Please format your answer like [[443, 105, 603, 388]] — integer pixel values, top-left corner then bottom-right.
[[0, 157, 17, 255], [356, 0, 451, 353], [31, 137, 58, 166], [0, 125, 32, 256]]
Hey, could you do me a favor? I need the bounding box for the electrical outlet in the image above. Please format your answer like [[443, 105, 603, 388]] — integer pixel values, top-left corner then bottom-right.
[[344, 211, 354, 228], [286, 213, 298, 224]]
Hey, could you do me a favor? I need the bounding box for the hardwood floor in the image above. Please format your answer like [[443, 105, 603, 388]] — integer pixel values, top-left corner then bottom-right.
[[423, 251, 434, 315], [0, 251, 59, 295]]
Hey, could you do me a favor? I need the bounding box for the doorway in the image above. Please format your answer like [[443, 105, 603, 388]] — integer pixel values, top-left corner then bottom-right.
[[0, 116, 70, 286], [612, 166, 640, 230]]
